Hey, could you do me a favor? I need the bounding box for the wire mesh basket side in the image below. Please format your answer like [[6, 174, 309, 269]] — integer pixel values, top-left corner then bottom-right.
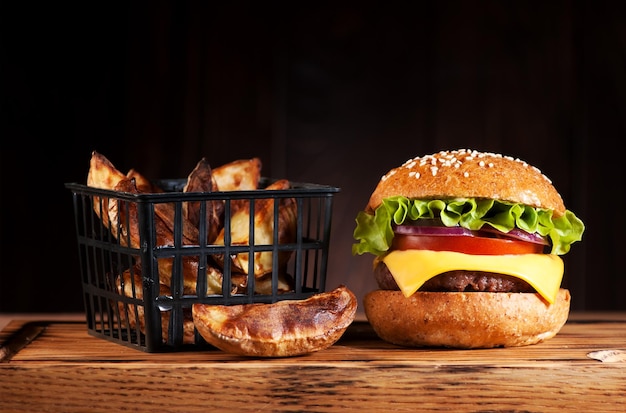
[[67, 181, 339, 352]]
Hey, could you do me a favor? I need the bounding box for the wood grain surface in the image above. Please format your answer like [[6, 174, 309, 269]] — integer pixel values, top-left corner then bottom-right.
[[1, 313, 624, 412]]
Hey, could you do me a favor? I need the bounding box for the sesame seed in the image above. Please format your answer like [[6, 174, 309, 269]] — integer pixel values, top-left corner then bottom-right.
[[464, 171, 469, 177], [381, 169, 397, 181]]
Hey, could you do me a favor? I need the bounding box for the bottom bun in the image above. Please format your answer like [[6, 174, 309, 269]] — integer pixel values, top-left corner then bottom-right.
[[363, 289, 571, 348]]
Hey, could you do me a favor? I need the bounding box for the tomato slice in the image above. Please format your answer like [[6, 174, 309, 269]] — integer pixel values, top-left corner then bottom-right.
[[391, 234, 545, 255]]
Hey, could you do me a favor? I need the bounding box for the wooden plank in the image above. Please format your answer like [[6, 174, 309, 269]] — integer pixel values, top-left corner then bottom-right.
[[2, 315, 625, 363], [0, 314, 625, 412]]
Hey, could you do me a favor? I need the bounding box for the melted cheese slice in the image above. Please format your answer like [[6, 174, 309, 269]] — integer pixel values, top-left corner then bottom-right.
[[382, 250, 564, 304]]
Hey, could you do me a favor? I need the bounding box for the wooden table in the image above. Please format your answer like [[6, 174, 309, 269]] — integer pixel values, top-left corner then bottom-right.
[[1, 312, 624, 412]]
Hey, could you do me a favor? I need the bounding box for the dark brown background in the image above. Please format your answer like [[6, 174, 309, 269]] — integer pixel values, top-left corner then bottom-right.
[[1, 1, 624, 315]]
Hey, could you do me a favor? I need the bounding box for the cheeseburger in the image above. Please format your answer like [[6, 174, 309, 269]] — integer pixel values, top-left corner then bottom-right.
[[353, 149, 585, 348]]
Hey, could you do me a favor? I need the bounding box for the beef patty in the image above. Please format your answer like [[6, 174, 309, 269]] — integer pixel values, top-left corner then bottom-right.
[[374, 262, 535, 293]]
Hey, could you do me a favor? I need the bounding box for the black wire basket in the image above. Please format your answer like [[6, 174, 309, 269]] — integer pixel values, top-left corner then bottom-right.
[[65, 178, 340, 352]]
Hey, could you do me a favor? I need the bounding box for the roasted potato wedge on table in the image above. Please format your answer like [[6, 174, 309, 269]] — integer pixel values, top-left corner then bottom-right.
[[192, 285, 357, 357]]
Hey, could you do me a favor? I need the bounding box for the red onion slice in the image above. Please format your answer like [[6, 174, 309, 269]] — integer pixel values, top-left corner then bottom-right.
[[393, 224, 549, 246], [479, 226, 549, 245]]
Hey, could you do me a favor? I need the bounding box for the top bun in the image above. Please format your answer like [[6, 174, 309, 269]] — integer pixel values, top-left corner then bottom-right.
[[367, 149, 566, 216]]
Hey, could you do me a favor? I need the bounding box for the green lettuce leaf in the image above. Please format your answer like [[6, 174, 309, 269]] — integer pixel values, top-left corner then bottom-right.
[[352, 196, 585, 257]]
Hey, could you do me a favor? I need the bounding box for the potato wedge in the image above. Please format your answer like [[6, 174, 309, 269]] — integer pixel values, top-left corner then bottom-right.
[[86, 151, 129, 236], [251, 271, 295, 295], [191, 285, 357, 357], [155, 255, 245, 296], [213, 179, 297, 278], [87, 151, 128, 190], [213, 157, 262, 215], [212, 157, 261, 192], [183, 157, 224, 244]]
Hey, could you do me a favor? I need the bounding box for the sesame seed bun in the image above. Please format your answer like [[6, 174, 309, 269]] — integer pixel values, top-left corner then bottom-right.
[[363, 289, 571, 348], [366, 149, 566, 217]]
